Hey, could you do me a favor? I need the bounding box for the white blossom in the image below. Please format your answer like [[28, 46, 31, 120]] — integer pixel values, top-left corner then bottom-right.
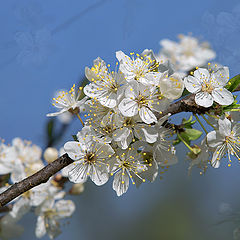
[[84, 57, 126, 108], [64, 126, 115, 185], [184, 67, 234, 107], [207, 117, 240, 168], [153, 127, 178, 166], [188, 138, 210, 173], [116, 50, 163, 86], [47, 84, 87, 117], [35, 199, 75, 239], [0, 138, 43, 183], [109, 147, 147, 196], [118, 81, 169, 124]]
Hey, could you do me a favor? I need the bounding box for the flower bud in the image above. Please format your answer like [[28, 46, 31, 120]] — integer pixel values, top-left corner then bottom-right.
[[69, 183, 84, 195], [43, 147, 58, 163]]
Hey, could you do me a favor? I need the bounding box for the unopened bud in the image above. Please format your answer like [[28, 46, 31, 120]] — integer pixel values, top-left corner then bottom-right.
[[69, 183, 84, 195], [44, 147, 58, 163]]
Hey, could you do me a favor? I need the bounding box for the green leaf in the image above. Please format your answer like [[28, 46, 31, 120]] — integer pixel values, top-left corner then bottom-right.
[[182, 115, 192, 125], [47, 119, 54, 138], [182, 115, 196, 128], [225, 74, 240, 92], [179, 132, 191, 145], [185, 128, 202, 141], [72, 135, 78, 141]]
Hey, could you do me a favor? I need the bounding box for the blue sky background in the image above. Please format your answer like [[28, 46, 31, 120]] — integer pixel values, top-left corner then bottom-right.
[[1, 0, 240, 239]]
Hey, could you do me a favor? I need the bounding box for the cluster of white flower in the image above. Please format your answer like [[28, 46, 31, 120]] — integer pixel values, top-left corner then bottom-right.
[[1, 34, 239, 239], [46, 45, 237, 193], [0, 139, 76, 239], [57, 50, 184, 197]]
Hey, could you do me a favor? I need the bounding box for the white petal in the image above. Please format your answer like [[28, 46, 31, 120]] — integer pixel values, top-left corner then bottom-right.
[[68, 162, 88, 183], [90, 165, 109, 186], [195, 92, 213, 107], [46, 109, 67, 117], [94, 142, 115, 159], [10, 197, 30, 221], [194, 68, 210, 81], [219, 118, 232, 137], [118, 98, 138, 117], [125, 84, 138, 99], [35, 216, 46, 238], [140, 72, 161, 86], [139, 160, 158, 182], [210, 66, 229, 87], [184, 75, 201, 93], [113, 170, 129, 196], [99, 93, 117, 108], [160, 73, 184, 99], [153, 143, 178, 166], [134, 125, 158, 143], [139, 107, 157, 124], [61, 163, 75, 177], [207, 130, 224, 148], [212, 88, 234, 106], [113, 128, 130, 141], [55, 200, 75, 219], [64, 141, 85, 160]]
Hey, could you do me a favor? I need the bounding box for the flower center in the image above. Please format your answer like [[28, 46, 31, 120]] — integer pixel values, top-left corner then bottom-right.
[[85, 152, 96, 163], [137, 95, 148, 107], [134, 68, 145, 81], [201, 82, 214, 93]]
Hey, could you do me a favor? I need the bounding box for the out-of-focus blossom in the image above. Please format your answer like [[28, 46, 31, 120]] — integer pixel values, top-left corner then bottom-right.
[[35, 199, 75, 239], [157, 34, 216, 74]]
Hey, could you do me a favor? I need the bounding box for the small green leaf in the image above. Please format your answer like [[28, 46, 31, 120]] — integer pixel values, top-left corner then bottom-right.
[[179, 132, 191, 145], [182, 115, 192, 125], [72, 135, 78, 141], [225, 74, 240, 92], [184, 128, 202, 141], [182, 115, 196, 128]]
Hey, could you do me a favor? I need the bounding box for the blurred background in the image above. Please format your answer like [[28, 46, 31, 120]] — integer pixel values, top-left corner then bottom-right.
[[1, 0, 240, 239]]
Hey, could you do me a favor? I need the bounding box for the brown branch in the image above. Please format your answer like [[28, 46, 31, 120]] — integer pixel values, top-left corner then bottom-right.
[[157, 94, 212, 119], [0, 85, 239, 208], [0, 154, 73, 207], [158, 85, 240, 118], [0, 204, 12, 213]]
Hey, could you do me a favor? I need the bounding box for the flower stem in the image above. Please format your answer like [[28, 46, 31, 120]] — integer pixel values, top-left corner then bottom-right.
[[76, 113, 84, 126], [194, 114, 208, 134], [201, 114, 217, 130], [177, 132, 194, 153]]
